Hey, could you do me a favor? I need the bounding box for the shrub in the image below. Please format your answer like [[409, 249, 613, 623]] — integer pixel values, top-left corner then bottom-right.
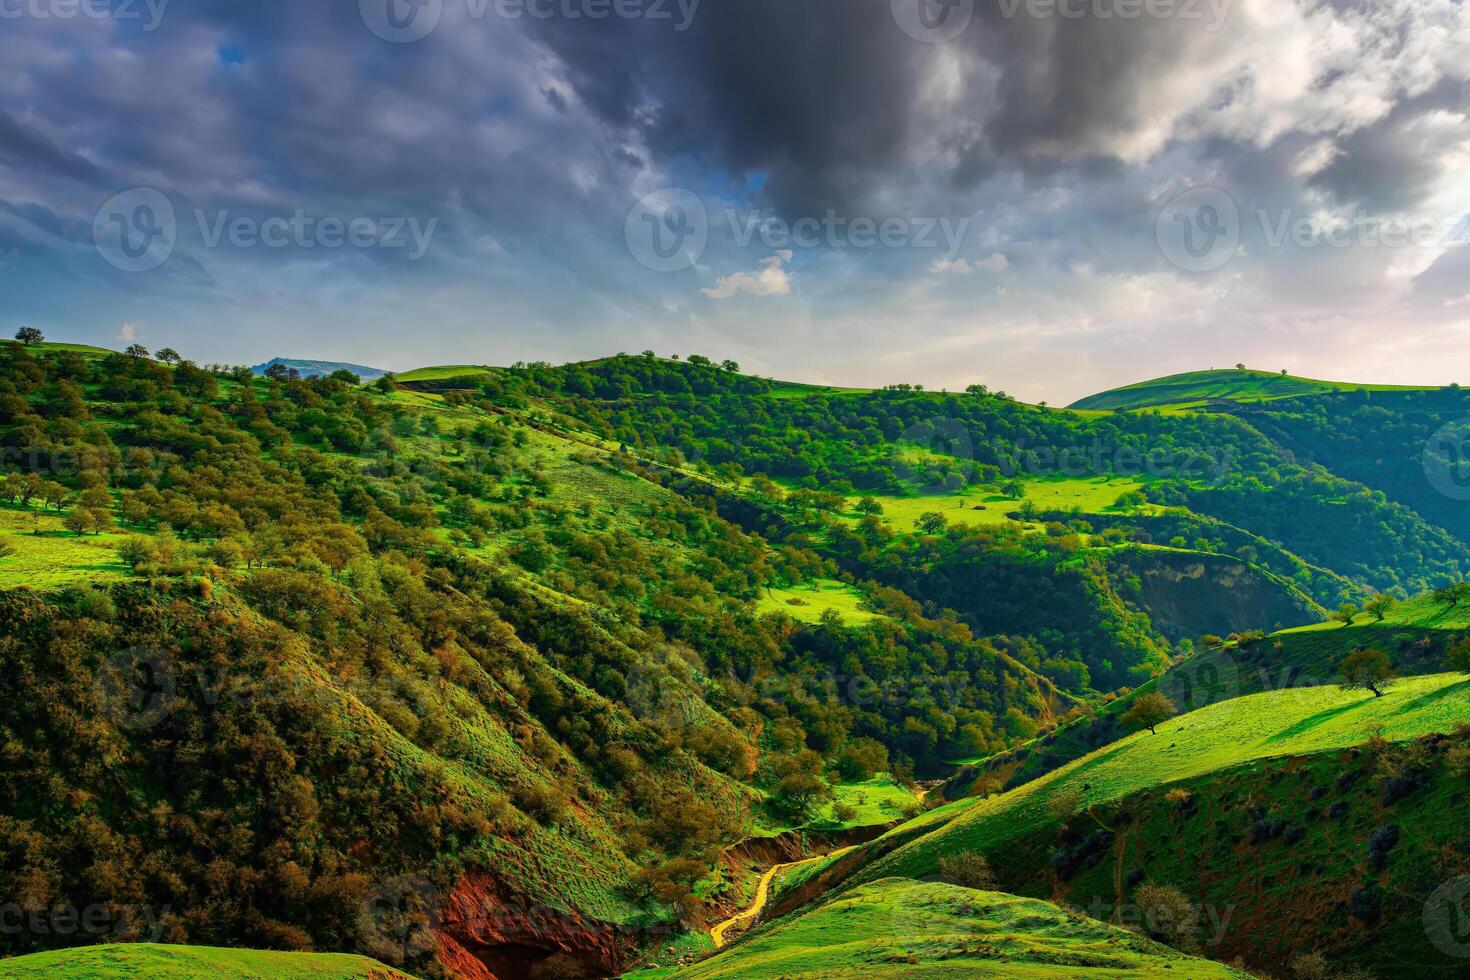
[[1289, 951, 1330, 980], [1134, 882, 1200, 951], [1122, 692, 1178, 735], [938, 852, 996, 890], [1164, 788, 1192, 807]]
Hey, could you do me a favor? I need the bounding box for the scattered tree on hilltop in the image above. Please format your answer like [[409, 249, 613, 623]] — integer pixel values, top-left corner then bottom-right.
[[154, 348, 181, 364], [1122, 692, 1178, 735], [14, 327, 43, 343], [1363, 594, 1397, 622], [1339, 647, 1395, 698]]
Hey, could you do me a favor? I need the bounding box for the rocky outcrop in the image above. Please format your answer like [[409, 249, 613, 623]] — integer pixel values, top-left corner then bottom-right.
[[435, 875, 638, 980]]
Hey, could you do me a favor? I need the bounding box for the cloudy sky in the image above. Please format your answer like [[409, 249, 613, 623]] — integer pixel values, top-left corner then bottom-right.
[[1, 0, 1468, 404]]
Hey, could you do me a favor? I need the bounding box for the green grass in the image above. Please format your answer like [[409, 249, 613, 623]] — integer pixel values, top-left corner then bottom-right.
[[755, 580, 879, 625], [0, 944, 415, 979], [394, 364, 495, 384], [1070, 369, 1436, 412], [0, 506, 131, 589], [636, 878, 1248, 978], [19, 342, 116, 356], [851, 476, 1150, 533], [814, 777, 918, 829], [851, 673, 1470, 888]]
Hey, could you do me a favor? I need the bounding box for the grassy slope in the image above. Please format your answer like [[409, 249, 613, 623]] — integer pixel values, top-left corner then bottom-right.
[[848, 475, 1150, 533], [1070, 369, 1433, 412], [0, 505, 132, 589], [0, 944, 415, 979], [639, 878, 1248, 978], [848, 673, 1470, 889], [755, 580, 879, 626], [950, 591, 1467, 787], [393, 365, 495, 384]]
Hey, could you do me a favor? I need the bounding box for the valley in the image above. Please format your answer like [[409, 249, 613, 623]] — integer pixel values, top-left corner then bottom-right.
[[1, 343, 1468, 979]]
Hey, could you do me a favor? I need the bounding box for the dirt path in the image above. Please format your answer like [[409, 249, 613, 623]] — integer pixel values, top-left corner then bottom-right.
[[709, 848, 851, 948]]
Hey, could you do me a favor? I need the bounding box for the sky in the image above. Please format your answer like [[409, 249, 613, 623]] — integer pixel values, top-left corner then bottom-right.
[[1, 0, 1468, 405]]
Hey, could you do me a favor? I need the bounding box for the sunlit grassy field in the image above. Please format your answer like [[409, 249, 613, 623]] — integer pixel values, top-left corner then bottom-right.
[[641, 878, 1248, 978], [852, 673, 1470, 886], [756, 580, 879, 625], [0, 505, 131, 589], [852, 475, 1151, 532], [0, 944, 415, 979]]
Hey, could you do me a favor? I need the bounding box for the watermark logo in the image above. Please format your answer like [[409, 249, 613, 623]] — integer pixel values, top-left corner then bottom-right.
[[0, 0, 169, 30], [1156, 645, 1241, 715], [892, 0, 974, 43], [94, 188, 177, 273], [94, 647, 176, 731], [626, 188, 709, 273], [359, 875, 443, 966], [1156, 186, 1239, 273], [360, 0, 442, 42], [1425, 877, 1470, 958], [1424, 419, 1470, 501], [625, 661, 703, 729], [892, 418, 975, 496]]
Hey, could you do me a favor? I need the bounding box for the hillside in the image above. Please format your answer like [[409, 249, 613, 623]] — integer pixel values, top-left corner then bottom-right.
[[0, 945, 415, 979], [946, 589, 1470, 795], [3, 342, 1469, 977], [1069, 369, 1435, 413], [775, 673, 1470, 976], [250, 358, 390, 381], [640, 878, 1250, 978]]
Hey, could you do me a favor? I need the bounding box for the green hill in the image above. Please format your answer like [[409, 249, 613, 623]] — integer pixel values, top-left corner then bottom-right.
[[945, 589, 1469, 796], [1069, 369, 1435, 412], [0, 944, 415, 978], [641, 878, 1249, 979]]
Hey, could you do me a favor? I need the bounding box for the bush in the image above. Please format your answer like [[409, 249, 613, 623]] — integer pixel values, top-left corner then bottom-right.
[[1134, 882, 1200, 951], [938, 852, 995, 890]]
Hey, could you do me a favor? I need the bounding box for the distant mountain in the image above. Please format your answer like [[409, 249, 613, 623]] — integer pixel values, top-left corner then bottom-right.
[[1069, 368, 1437, 412], [249, 357, 389, 381]]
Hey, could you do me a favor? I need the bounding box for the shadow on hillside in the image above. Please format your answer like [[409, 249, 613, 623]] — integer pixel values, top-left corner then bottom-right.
[[1265, 697, 1371, 743]]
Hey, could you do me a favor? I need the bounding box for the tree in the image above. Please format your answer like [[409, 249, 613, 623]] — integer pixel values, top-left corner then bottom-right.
[[14, 327, 43, 343], [855, 496, 884, 516], [915, 512, 948, 535], [720, 359, 739, 373], [1330, 603, 1359, 626], [1339, 647, 1395, 698], [1363, 594, 1397, 623], [1121, 692, 1177, 735], [1433, 582, 1470, 612], [1000, 480, 1025, 499], [1447, 636, 1470, 675], [154, 348, 181, 364], [938, 852, 995, 890], [1235, 363, 1246, 370], [124, 344, 150, 359]]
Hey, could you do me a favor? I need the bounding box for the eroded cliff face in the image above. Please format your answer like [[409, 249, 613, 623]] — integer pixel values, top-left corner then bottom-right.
[[435, 875, 639, 980], [1106, 549, 1323, 641]]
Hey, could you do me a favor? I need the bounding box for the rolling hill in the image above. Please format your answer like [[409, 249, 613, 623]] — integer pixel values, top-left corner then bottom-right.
[[1069, 369, 1437, 413]]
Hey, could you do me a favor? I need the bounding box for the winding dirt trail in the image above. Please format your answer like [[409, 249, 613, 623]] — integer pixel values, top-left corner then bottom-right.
[[709, 848, 852, 948]]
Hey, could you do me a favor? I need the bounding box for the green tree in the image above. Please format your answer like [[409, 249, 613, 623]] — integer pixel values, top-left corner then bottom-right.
[[855, 496, 884, 516], [1330, 603, 1360, 626], [1447, 636, 1470, 675], [1121, 692, 1177, 735], [915, 512, 948, 535], [1339, 647, 1395, 698], [1363, 593, 1397, 623], [14, 327, 43, 343], [154, 348, 181, 364]]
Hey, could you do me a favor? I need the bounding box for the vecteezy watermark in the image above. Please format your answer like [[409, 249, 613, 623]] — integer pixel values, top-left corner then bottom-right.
[[93, 188, 438, 272], [360, 0, 700, 43], [0, 901, 171, 941], [1425, 876, 1470, 958], [891, 0, 974, 43], [93, 188, 177, 273], [359, 875, 443, 967], [625, 187, 971, 273], [1155, 186, 1240, 273], [0, 0, 168, 30], [194, 209, 437, 260], [1157, 185, 1470, 273], [94, 647, 177, 731], [892, 0, 1232, 42], [1424, 419, 1470, 502]]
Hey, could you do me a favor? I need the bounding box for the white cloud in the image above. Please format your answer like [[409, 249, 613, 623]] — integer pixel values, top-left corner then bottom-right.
[[118, 321, 143, 341], [702, 251, 793, 300], [930, 252, 1008, 275]]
